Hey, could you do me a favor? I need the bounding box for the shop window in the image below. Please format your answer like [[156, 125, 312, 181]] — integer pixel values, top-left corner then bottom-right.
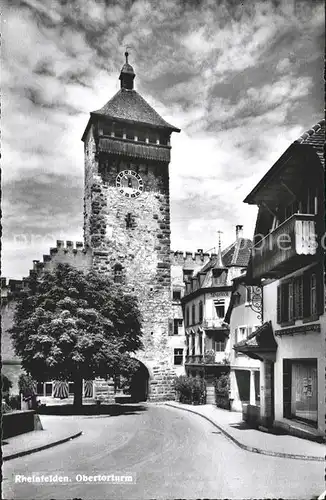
[[283, 359, 317, 425], [174, 348, 183, 365]]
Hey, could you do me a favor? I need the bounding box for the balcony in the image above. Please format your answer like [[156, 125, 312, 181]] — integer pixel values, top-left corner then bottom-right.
[[185, 352, 230, 365], [202, 318, 225, 329], [251, 214, 317, 280]]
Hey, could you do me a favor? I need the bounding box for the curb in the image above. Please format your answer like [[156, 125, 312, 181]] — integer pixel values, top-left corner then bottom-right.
[[3, 431, 83, 461], [165, 403, 324, 462]]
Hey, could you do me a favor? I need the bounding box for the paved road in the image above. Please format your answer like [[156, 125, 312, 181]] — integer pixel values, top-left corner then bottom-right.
[[3, 404, 324, 499]]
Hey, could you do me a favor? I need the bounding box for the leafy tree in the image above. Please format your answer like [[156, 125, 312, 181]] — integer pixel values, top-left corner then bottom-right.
[[10, 264, 143, 407]]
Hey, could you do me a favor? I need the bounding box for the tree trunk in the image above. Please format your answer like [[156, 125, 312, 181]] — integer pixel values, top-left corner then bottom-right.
[[73, 376, 83, 409]]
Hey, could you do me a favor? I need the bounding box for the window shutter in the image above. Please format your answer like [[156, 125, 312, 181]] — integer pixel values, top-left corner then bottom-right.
[[283, 359, 292, 418], [303, 271, 311, 318], [168, 319, 173, 336], [277, 285, 282, 323], [316, 265, 325, 316], [294, 276, 303, 319]]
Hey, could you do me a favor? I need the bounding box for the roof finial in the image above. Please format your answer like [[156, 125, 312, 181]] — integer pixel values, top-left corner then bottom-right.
[[216, 230, 224, 268], [119, 47, 135, 90]]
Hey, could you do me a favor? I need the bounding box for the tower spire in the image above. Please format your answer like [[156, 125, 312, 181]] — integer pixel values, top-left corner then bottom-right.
[[119, 49, 135, 90]]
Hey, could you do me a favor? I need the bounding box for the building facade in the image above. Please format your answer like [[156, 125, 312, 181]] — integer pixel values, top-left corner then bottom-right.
[[225, 276, 261, 412], [235, 120, 325, 440], [181, 227, 251, 403]]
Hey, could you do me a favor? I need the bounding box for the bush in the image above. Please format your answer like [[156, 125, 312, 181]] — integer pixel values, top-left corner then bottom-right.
[[18, 374, 36, 397], [8, 395, 21, 411], [214, 373, 230, 410], [174, 375, 206, 404]]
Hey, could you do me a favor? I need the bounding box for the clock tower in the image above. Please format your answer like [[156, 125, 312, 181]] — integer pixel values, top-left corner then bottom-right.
[[82, 53, 181, 400]]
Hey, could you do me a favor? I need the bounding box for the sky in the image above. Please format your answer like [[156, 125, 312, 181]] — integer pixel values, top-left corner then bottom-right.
[[2, 0, 324, 279]]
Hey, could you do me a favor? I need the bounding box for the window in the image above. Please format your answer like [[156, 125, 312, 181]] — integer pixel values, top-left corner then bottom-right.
[[186, 307, 189, 326], [277, 267, 323, 324], [246, 286, 252, 303], [215, 341, 225, 352], [174, 348, 183, 365], [113, 264, 123, 283], [186, 336, 189, 356], [36, 382, 44, 396], [173, 318, 182, 335], [237, 327, 247, 342], [191, 334, 195, 355], [199, 334, 203, 355], [192, 304, 196, 325], [68, 382, 75, 395], [310, 274, 317, 316], [45, 382, 53, 396], [199, 301, 203, 323], [283, 359, 317, 424], [288, 282, 294, 322], [125, 212, 133, 228], [214, 299, 225, 319], [173, 289, 181, 301]]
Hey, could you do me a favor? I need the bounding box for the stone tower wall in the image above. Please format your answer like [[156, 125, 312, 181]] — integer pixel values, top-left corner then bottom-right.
[[84, 131, 177, 400]]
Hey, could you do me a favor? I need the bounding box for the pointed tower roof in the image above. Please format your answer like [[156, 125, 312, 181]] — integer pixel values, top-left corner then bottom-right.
[[82, 52, 180, 141]]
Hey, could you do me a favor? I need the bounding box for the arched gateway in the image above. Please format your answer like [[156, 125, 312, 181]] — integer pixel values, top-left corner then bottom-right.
[[129, 361, 150, 402]]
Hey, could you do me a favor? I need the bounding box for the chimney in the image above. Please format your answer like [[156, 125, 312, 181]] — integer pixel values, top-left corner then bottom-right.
[[236, 225, 243, 240]]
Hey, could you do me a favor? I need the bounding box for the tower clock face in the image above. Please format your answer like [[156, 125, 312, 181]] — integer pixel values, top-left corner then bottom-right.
[[116, 170, 143, 198]]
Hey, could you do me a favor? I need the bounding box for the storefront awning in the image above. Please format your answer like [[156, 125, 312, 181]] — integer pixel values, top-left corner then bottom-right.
[[233, 321, 277, 362]]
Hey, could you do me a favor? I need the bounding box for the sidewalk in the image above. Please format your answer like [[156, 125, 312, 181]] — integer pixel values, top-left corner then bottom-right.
[[2, 415, 82, 461], [165, 402, 325, 462]]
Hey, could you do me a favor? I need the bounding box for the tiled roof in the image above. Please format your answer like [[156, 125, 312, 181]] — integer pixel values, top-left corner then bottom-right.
[[92, 89, 180, 132], [222, 238, 252, 267], [294, 119, 325, 166]]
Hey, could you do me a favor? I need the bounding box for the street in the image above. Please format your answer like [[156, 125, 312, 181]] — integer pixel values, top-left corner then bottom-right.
[[3, 404, 324, 499]]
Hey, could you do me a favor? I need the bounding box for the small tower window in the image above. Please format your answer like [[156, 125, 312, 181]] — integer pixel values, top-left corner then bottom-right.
[[126, 212, 133, 229], [113, 264, 123, 283]]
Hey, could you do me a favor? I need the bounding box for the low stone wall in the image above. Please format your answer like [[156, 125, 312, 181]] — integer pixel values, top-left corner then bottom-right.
[[2, 410, 42, 439]]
